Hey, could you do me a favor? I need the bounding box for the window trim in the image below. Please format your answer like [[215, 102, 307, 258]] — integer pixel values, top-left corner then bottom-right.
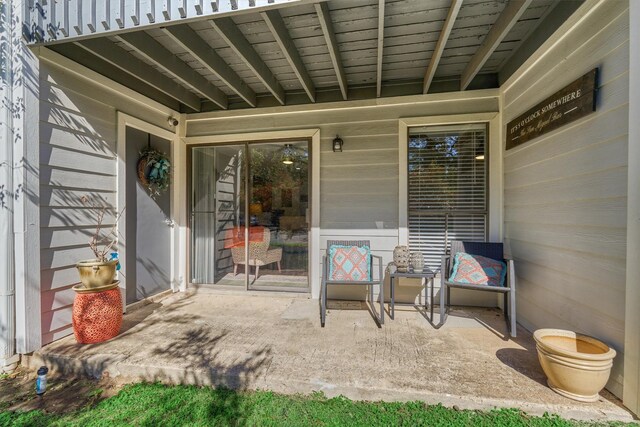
[[398, 113, 502, 246]]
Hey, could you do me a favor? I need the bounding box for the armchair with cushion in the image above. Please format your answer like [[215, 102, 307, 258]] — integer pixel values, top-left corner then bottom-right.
[[231, 227, 282, 279], [440, 240, 516, 337], [321, 240, 384, 327]]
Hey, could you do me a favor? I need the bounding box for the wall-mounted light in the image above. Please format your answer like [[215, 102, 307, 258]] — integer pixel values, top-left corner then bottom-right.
[[282, 144, 294, 164], [332, 135, 344, 152]]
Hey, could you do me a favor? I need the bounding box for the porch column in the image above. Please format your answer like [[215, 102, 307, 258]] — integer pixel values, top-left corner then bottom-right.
[[0, 0, 42, 369], [0, 0, 17, 371], [624, 0, 640, 416]]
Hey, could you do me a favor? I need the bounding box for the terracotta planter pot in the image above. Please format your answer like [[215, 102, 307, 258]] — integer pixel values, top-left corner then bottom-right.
[[72, 282, 122, 344], [534, 328, 616, 402], [76, 259, 117, 289]]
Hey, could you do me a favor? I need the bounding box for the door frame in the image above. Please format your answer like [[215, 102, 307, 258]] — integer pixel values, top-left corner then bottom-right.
[[184, 129, 321, 298], [116, 112, 179, 309]]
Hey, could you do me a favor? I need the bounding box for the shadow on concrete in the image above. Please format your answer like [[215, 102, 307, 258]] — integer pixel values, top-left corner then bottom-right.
[[495, 347, 548, 387], [36, 286, 272, 424]]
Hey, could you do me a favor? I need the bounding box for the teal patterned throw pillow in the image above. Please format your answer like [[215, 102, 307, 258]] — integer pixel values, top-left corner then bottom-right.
[[450, 252, 507, 287]]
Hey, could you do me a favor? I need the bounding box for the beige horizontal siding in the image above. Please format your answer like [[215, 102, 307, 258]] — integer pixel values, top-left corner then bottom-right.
[[187, 94, 498, 303], [39, 59, 171, 345], [502, 1, 629, 398]]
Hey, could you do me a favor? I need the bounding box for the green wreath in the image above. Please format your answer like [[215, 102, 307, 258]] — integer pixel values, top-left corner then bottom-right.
[[137, 147, 171, 197]]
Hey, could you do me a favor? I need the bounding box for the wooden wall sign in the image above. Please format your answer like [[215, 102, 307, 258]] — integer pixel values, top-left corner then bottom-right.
[[506, 68, 597, 150]]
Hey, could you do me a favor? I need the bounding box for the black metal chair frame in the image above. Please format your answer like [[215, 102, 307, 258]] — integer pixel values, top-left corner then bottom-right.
[[321, 240, 384, 327], [440, 240, 517, 337]]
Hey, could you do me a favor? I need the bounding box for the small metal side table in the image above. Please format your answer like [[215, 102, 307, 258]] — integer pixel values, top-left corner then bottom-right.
[[389, 269, 440, 326]]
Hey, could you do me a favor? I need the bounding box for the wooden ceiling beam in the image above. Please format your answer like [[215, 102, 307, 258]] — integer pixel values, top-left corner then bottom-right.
[[262, 9, 316, 103], [376, 0, 385, 98], [52, 43, 182, 111], [315, 2, 348, 101], [423, 0, 463, 94], [76, 38, 202, 111], [211, 17, 286, 105], [163, 25, 257, 107], [460, 0, 532, 90], [117, 31, 228, 109]]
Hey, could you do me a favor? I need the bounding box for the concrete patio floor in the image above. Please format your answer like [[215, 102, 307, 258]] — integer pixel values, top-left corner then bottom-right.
[[26, 287, 633, 422]]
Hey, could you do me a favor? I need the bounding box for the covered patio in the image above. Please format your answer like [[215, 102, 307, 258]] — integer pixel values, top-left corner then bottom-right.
[[1, 0, 639, 420], [24, 289, 633, 422]]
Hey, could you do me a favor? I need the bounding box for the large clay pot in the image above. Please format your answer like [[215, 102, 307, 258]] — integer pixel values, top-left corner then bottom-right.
[[72, 282, 122, 344], [76, 259, 117, 289], [534, 328, 616, 402]]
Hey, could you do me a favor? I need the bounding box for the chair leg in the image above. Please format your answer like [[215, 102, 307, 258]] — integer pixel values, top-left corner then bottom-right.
[[446, 286, 451, 309], [503, 292, 509, 322], [233, 263, 238, 276], [379, 281, 384, 325], [255, 265, 260, 279], [277, 261, 282, 273], [509, 260, 517, 338], [321, 281, 327, 327]]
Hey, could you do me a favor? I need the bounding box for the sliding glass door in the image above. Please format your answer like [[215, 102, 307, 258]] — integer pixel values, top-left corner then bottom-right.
[[190, 140, 309, 292], [191, 145, 246, 285]]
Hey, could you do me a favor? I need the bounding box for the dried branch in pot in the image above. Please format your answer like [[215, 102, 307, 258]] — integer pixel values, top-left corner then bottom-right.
[[80, 195, 125, 262]]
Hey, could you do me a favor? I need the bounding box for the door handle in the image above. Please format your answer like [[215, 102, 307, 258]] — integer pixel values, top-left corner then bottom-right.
[[164, 218, 175, 228]]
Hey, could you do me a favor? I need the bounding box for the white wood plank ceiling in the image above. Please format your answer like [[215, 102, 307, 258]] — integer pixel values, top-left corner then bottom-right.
[[32, 0, 573, 112]]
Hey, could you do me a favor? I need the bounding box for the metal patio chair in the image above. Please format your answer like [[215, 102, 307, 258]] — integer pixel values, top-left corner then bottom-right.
[[440, 240, 517, 337], [321, 240, 384, 327]]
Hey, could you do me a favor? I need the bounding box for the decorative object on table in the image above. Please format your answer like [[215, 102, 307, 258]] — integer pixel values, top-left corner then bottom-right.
[[72, 281, 122, 344], [393, 245, 410, 272], [137, 137, 171, 198], [76, 196, 124, 289], [534, 328, 616, 402], [410, 251, 425, 273]]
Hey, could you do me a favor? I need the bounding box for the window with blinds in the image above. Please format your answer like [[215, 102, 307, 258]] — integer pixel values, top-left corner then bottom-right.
[[408, 123, 488, 271]]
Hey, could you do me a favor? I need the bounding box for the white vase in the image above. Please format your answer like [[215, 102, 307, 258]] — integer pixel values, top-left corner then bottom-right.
[[410, 251, 425, 273]]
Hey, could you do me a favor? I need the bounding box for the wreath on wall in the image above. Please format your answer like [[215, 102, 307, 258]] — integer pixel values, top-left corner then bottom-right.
[[137, 147, 171, 198]]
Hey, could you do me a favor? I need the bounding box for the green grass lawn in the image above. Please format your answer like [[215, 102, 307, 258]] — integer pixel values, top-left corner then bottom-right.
[[0, 383, 631, 427]]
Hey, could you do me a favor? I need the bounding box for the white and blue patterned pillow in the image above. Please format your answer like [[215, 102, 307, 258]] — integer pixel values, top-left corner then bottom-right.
[[329, 245, 371, 281]]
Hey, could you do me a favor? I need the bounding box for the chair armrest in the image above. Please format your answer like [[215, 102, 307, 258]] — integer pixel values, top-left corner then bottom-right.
[[322, 255, 328, 280], [506, 258, 515, 289], [371, 255, 384, 281]]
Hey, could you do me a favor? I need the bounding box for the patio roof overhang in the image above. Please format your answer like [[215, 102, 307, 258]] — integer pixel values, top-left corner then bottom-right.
[[25, 0, 582, 113]]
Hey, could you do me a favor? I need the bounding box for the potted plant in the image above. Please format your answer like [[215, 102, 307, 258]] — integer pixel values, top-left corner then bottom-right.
[[76, 196, 124, 289]]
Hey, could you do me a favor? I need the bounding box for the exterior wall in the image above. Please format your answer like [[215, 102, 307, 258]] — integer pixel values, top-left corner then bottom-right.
[[38, 50, 175, 345], [501, 0, 629, 397], [185, 92, 499, 303]]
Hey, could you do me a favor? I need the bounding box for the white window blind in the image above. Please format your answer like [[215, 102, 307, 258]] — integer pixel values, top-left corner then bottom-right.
[[408, 124, 488, 271]]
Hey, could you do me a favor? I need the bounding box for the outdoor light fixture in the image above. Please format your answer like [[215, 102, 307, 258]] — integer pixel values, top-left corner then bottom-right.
[[332, 135, 344, 152], [282, 144, 294, 164]]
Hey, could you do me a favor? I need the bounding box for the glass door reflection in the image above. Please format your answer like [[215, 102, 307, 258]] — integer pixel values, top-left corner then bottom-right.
[[247, 141, 309, 291], [190, 141, 309, 292]]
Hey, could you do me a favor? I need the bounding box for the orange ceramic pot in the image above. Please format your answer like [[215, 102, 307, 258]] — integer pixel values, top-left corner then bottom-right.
[[72, 285, 122, 344]]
